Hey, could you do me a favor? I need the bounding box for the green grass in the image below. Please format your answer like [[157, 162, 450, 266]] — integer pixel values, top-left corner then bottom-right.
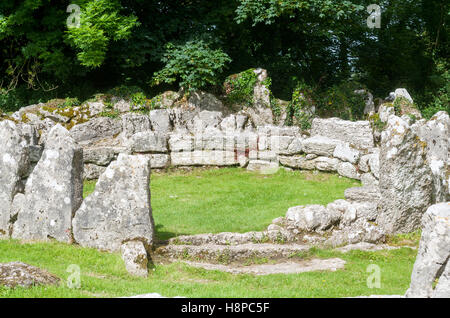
[[84, 168, 361, 240], [0, 240, 416, 298], [1, 168, 416, 298]]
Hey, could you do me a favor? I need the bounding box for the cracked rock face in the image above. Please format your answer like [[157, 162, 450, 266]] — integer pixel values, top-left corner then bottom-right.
[[406, 202, 450, 298], [0, 121, 29, 238], [377, 115, 433, 234], [11, 125, 83, 243], [417, 111, 449, 203], [73, 154, 154, 252], [121, 241, 149, 277], [0, 262, 60, 289]]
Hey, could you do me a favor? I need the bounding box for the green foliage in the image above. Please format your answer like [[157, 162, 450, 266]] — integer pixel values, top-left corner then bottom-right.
[[66, 0, 139, 68], [422, 64, 450, 119], [316, 82, 366, 121], [286, 82, 316, 129], [151, 41, 231, 92], [223, 68, 258, 107]]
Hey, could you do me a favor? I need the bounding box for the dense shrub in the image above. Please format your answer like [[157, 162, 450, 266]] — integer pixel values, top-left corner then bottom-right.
[[223, 68, 258, 107], [151, 41, 231, 92]]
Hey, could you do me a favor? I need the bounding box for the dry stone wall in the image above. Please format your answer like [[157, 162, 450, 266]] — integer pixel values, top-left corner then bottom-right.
[[0, 85, 449, 282]]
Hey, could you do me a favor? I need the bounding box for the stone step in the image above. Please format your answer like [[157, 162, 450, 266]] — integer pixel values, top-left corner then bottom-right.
[[155, 243, 310, 263], [167, 232, 268, 246]]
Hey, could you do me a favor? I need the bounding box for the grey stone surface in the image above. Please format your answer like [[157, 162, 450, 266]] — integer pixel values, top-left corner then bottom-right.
[[377, 115, 433, 234], [310, 118, 374, 149], [70, 117, 122, 145], [126, 131, 168, 154], [417, 111, 449, 203], [169, 133, 194, 152], [333, 142, 360, 164], [149, 109, 172, 133], [83, 147, 116, 166], [286, 205, 341, 232], [182, 258, 346, 276], [121, 113, 152, 138], [83, 163, 106, 180], [337, 162, 360, 180], [12, 125, 82, 243], [0, 262, 60, 288], [121, 241, 149, 277], [302, 136, 340, 157], [0, 120, 29, 238], [344, 186, 381, 203], [171, 150, 238, 167], [73, 154, 154, 252], [247, 160, 279, 174], [406, 202, 450, 297], [406, 202, 450, 298]]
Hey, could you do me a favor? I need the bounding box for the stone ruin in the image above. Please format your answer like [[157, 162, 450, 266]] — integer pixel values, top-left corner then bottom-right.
[[0, 77, 449, 296]]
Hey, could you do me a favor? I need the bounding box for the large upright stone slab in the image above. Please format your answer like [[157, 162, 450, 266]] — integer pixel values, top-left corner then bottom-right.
[[406, 203, 450, 298], [417, 111, 449, 203], [0, 121, 29, 238], [73, 154, 154, 252], [11, 125, 83, 243], [310, 118, 374, 149], [377, 116, 433, 234]]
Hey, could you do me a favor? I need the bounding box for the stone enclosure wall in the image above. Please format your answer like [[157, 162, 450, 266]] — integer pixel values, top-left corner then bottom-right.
[[0, 79, 449, 290]]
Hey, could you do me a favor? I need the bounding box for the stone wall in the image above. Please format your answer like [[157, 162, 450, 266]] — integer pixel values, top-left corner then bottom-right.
[[0, 87, 449, 280]]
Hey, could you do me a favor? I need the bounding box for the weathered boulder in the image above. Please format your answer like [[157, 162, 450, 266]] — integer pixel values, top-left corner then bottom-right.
[[0, 121, 30, 238], [337, 162, 360, 180], [377, 115, 433, 234], [70, 117, 122, 145], [243, 107, 273, 127], [171, 151, 238, 167], [149, 109, 172, 133], [168, 134, 194, 152], [11, 125, 83, 243], [344, 186, 381, 203], [192, 111, 223, 134], [126, 131, 168, 154], [121, 113, 152, 139], [302, 136, 340, 157], [147, 154, 170, 169], [310, 118, 374, 149], [378, 104, 395, 123], [83, 147, 117, 166], [393, 88, 414, 104], [406, 202, 450, 298], [121, 241, 149, 277], [314, 157, 339, 172], [247, 160, 279, 174], [73, 154, 154, 252], [0, 262, 60, 288], [286, 205, 341, 232], [188, 91, 226, 113], [417, 111, 449, 203], [333, 143, 360, 164]]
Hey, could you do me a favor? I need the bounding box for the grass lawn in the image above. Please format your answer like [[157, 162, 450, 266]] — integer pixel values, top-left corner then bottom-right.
[[84, 167, 361, 240], [1, 168, 417, 298], [0, 240, 417, 298]]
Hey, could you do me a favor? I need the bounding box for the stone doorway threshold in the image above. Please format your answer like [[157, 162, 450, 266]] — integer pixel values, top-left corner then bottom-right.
[[180, 258, 346, 276]]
